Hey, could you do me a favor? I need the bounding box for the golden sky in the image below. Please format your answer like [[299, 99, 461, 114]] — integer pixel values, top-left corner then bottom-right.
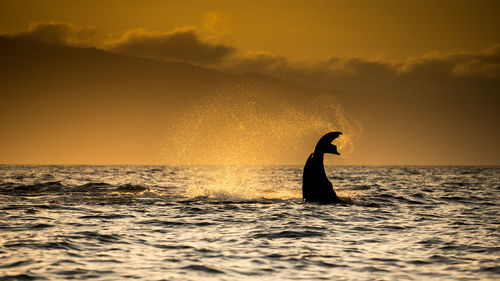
[[1, 0, 499, 60], [0, 0, 499, 165]]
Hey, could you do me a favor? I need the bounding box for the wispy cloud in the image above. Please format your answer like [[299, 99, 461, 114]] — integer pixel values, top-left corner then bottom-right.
[[203, 12, 229, 39]]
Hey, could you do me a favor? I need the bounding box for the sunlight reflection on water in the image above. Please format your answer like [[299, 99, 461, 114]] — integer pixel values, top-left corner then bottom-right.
[[0, 165, 498, 280]]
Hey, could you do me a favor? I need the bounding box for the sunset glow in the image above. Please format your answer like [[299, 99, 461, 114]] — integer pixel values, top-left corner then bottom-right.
[[0, 0, 499, 165], [0, 2, 499, 280]]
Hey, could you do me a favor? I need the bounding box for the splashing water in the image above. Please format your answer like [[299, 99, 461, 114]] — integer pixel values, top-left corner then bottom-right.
[[164, 81, 362, 166], [157, 77, 362, 199], [185, 165, 302, 200]]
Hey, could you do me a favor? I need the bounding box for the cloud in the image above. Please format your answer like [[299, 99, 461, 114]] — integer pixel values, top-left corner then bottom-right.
[[106, 27, 235, 64], [6, 22, 104, 48], [448, 46, 500, 79], [399, 47, 500, 79], [3, 22, 235, 65], [203, 12, 229, 39], [451, 59, 500, 78], [218, 50, 289, 73], [218, 45, 500, 97], [4, 21, 499, 83]]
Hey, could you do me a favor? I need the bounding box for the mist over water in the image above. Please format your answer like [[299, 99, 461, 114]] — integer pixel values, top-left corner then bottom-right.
[[0, 165, 499, 280], [164, 78, 361, 165]]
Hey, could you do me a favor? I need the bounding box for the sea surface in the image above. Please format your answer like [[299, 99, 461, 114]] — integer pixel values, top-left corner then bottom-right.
[[0, 165, 498, 280]]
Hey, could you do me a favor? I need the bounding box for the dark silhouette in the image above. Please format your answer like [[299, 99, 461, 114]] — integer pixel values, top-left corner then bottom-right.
[[302, 132, 344, 204]]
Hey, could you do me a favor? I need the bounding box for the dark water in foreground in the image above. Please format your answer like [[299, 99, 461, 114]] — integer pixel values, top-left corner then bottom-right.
[[0, 165, 498, 280]]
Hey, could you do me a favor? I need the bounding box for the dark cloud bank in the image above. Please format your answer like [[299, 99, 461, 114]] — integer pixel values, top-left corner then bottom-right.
[[107, 27, 235, 64], [7, 22, 499, 81], [7, 22, 235, 64], [1, 22, 499, 164]]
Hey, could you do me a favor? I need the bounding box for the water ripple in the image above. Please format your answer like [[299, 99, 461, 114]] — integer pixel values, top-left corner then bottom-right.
[[0, 165, 498, 280]]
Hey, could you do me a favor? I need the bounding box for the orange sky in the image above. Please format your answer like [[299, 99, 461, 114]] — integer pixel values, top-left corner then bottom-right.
[[0, 0, 499, 165], [1, 0, 499, 60]]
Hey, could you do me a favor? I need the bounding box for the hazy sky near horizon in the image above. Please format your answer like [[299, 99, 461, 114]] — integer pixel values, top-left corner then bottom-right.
[[0, 0, 499, 165]]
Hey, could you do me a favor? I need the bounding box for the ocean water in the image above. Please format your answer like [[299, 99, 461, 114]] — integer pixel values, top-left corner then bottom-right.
[[0, 165, 498, 281]]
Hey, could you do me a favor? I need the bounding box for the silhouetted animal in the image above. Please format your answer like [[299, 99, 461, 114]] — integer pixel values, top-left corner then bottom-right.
[[302, 132, 344, 204]]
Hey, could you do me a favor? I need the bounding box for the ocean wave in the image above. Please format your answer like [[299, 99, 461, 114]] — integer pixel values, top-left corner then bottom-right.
[[0, 165, 497, 281], [0, 273, 46, 281], [4, 241, 80, 251], [0, 181, 152, 195], [0, 259, 34, 269], [252, 230, 325, 239], [181, 264, 224, 274]]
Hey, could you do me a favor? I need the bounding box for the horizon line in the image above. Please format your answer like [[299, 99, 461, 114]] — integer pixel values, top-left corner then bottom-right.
[[1, 163, 498, 167]]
